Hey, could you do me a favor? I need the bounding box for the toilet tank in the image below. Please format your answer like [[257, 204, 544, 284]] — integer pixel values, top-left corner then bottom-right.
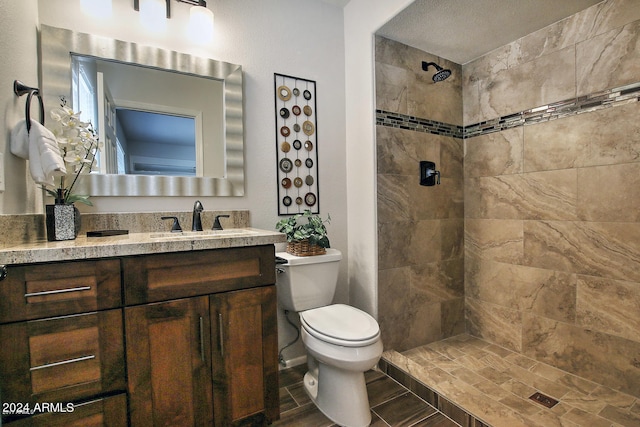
[[275, 248, 342, 312]]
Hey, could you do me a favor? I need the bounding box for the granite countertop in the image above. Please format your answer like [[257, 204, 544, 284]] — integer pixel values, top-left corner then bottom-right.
[[0, 228, 286, 265]]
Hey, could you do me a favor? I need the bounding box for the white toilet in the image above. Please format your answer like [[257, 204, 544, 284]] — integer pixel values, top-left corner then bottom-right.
[[276, 248, 383, 427]]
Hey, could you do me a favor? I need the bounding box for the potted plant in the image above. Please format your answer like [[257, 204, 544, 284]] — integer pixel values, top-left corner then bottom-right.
[[276, 210, 331, 256]]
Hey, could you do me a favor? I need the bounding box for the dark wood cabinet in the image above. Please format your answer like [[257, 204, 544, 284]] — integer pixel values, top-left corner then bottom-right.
[[5, 394, 128, 427], [0, 259, 121, 324], [0, 309, 125, 406], [210, 286, 279, 426], [0, 258, 126, 426], [0, 245, 279, 426], [125, 297, 213, 427], [124, 246, 279, 427]]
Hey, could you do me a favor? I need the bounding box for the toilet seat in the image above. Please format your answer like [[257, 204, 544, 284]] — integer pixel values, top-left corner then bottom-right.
[[300, 304, 380, 347]]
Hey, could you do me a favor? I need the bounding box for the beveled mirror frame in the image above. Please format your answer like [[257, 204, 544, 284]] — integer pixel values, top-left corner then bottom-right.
[[39, 24, 244, 197]]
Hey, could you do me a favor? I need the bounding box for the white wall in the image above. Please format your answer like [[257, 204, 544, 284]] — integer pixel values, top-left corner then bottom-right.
[[343, 0, 414, 318], [0, 0, 41, 214]]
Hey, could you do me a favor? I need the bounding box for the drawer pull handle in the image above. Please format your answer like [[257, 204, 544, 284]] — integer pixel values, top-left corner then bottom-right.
[[25, 286, 92, 298], [30, 355, 95, 371], [218, 313, 224, 357], [199, 316, 205, 362]]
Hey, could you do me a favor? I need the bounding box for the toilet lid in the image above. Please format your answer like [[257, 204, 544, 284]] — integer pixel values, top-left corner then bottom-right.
[[300, 304, 380, 347]]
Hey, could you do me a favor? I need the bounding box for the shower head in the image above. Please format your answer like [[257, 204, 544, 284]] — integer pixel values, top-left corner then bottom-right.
[[422, 61, 452, 82]]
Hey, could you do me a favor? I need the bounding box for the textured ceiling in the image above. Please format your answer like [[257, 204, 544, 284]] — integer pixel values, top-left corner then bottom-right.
[[376, 0, 604, 64]]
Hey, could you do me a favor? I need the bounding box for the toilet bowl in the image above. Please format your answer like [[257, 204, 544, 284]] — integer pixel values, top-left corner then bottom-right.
[[275, 249, 383, 427], [300, 304, 383, 427]]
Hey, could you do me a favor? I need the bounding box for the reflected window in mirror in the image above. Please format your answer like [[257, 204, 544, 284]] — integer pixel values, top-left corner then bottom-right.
[[70, 54, 219, 177]]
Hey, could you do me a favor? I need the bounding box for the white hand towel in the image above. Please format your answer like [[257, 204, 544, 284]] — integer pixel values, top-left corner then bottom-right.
[[10, 120, 66, 185], [10, 120, 29, 159]]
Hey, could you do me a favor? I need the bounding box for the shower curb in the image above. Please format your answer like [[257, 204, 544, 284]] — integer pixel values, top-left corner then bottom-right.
[[380, 355, 494, 427]]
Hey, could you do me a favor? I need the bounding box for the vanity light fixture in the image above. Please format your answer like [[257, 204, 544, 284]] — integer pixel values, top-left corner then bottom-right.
[[81, 0, 113, 18], [136, 0, 170, 31], [186, 0, 214, 43], [133, 0, 213, 41]]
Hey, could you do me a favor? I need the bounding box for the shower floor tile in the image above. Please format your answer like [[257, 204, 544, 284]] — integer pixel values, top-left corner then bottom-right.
[[380, 334, 640, 427]]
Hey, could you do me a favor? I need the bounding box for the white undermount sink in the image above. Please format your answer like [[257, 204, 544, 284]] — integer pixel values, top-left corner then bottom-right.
[[149, 229, 258, 239]]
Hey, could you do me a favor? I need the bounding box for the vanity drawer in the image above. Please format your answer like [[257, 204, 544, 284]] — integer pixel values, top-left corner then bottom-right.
[[123, 245, 276, 304], [0, 309, 126, 416], [4, 393, 128, 427], [0, 259, 122, 324]]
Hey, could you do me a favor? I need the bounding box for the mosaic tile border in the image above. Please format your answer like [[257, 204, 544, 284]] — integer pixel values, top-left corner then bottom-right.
[[376, 81, 640, 140], [375, 110, 464, 138]]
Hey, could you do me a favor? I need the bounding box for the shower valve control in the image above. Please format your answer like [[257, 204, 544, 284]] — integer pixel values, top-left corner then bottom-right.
[[420, 161, 441, 186]]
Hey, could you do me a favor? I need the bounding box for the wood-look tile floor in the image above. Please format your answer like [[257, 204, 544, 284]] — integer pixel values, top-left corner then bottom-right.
[[273, 364, 461, 427]]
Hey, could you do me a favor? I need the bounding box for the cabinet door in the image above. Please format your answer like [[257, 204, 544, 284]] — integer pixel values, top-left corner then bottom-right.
[[125, 297, 213, 427], [0, 309, 125, 424], [210, 286, 279, 426]]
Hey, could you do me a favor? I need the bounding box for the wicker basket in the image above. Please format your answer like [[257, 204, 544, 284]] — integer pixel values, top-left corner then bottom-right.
[[287, 240, 326, 256]]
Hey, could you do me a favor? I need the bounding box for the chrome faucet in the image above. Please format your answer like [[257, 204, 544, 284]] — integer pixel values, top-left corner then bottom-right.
[[192, 200, 204, 231]]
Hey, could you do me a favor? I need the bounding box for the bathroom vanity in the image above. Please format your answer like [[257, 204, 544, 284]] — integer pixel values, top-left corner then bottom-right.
[[0, 227, 285, 426]]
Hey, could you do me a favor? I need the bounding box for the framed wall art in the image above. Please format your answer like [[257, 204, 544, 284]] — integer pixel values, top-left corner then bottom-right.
[[274, 73, 319, 215]]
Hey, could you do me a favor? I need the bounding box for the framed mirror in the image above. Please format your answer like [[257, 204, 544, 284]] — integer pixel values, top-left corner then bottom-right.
[[39, 24, 244, 197]]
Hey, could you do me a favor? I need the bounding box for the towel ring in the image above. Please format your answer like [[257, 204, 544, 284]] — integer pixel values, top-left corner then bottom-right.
[[13, 80, 45, 133]]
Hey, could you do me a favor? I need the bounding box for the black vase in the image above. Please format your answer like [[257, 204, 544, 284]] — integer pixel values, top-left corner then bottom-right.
[[45, 190, 81, 241], [46, 204, 81, 241]]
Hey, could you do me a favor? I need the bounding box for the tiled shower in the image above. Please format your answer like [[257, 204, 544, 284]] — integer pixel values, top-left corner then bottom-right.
[[376, 0, 640, 402]]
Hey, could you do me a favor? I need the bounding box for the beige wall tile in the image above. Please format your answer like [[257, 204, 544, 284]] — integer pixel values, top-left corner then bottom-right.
[[576, 20, 640, 96], [411, 178, 459, 220], [524, 220, 640, 282], [465, 171, 576, 221], [523, 313, 640, 398], [524, 102, 640, 172], [464, 218, 524, 264], [376, 126, 439, 176], [441, 218, 464, 260], [377, 174, 413, 223], [409, 219, 442, 265], [478, 47, 576, 121], [378, 267, 412, 351], [577, 162, 640, 222], [378, 220, 414, 270], [408, 64, 463, 126], [411, 259, 464, 303], [466, 259, 576, 323], [441, 298, 465, 337], [465, 127, 524, 178], [523, 119, 579, 172], [465, 298, 522, 352], [375, 62, 409, 113], [576, 275, 640, 342], [464, 175, 525, 219]]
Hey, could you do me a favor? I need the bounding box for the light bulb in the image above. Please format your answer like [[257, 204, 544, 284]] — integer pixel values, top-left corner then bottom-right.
[[187, 5, 214, 43], [81, 0, 112, 17], [139, 0, 167, 32]]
